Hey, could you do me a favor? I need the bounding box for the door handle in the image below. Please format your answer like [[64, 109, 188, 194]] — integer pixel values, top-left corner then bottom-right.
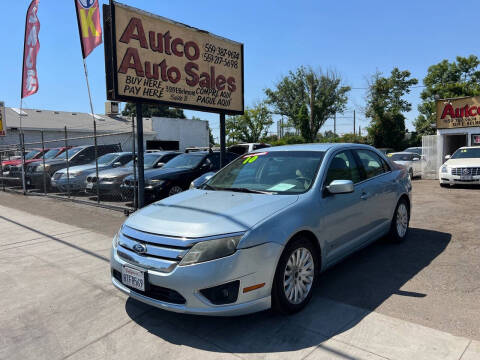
[[360, 192, 369, 200]]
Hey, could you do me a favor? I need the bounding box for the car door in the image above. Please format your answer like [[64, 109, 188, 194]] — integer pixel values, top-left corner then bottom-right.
[[353, 149, 394, 240], [320, 149, 370, 264]]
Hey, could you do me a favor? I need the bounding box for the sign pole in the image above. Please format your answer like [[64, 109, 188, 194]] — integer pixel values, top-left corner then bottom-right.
[[19, 99, 26, 195], [136, 103, 145, 208], [220, 113, 226, 168]]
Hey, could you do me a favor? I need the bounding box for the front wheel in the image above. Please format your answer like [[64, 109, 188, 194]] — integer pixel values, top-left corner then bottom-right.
[[168, 185, 184, 197], [388, 198, 410, 243], [272, 237, 318, 314]]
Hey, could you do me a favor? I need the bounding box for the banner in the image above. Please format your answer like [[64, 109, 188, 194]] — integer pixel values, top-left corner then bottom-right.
[[103, 1, 244, 115], [436, 96, 480, 129], [0, 102, 5, 136], [75, 0, 102, 58], [21, 0, 40, 99]]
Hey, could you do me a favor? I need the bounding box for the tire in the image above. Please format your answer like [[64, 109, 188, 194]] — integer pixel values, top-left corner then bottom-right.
[[168, 185, 184, 197], [272, 236, 319, 314], [409, 168, 413, 179], [440, 183, 449, 188], [388, 198, 410, 243]]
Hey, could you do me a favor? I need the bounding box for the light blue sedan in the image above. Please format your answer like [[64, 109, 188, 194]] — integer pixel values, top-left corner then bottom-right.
[[111, 143, 411, 315]]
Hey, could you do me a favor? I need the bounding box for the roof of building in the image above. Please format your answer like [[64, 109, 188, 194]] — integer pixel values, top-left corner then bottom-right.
[[4, 107, 156, 135]]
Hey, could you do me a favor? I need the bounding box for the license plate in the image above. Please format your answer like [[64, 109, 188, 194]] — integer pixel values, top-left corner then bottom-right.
[[460, 175, 472, 181], [121, 266, 145, 292], [86, 182, 93, 189]]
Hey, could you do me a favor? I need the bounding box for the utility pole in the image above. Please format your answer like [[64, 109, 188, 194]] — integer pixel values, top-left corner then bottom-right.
[[359, 125, 361, 137], [334, 113, 336, 135], [353, 110, 356, 136]]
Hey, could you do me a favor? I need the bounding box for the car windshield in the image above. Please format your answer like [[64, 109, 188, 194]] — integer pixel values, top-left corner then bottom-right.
[[43, 149, 62, 159], [125, 154, 162, 168], [451, 148, 480, 159], [92, 153, 118, 165], [25, 150, 41, 160], [162, 154, 204, 169], [390, 153, 414, 161], [207, 151, 325, 195], [55, 147, 83, 160]]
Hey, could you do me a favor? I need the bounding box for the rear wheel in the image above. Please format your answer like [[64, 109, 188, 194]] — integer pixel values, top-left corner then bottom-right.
[[272, 236, 318, 314], [388, 198, 410, 243]]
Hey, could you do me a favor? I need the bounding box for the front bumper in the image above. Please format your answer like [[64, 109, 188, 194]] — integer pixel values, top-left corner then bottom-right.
[[85, 181, 121, 195], [110, 241, 283, 316], [51, 176, 86, 192], [439, 173, 480, 185]]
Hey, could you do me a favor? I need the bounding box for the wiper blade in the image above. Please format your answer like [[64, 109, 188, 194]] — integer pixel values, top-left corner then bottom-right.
[[221, 187, 274, 195]]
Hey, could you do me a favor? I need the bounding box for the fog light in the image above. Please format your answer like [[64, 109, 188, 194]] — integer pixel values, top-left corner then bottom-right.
[[200, 280, 240, 305]]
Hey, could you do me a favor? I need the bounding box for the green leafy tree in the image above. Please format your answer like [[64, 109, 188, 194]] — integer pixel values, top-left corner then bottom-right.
[[122, 103, 186, 118], [365, 68, 418, 150], [414, 55, 480, 136], [208, 127, 215, 146], [226, 103, 273, 143], [265, 66, 350, 142]]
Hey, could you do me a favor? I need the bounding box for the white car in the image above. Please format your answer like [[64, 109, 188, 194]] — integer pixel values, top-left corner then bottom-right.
[[439, 146, 480, 187], [388, 152, 422, 178]]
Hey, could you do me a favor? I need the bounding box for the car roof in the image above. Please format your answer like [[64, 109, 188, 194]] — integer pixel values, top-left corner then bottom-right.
[[457, 146, 479, 150], [250, 143, 374, 153]]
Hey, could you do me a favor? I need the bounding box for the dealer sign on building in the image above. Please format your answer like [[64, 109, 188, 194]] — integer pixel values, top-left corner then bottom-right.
[[437, 95, 480, 129], [103, 1, 244, 114]]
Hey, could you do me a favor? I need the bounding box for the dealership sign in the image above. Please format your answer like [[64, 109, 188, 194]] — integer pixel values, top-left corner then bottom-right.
[[103, 1, 244, 114], [437, 96, 480, 129]]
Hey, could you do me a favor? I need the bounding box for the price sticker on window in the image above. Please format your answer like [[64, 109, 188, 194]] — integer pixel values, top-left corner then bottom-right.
[[242, 152, 268, 164]]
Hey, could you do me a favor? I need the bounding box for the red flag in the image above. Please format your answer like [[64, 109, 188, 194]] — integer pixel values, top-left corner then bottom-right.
[[75, 0, 102, 58], [21, 0, 40, 99]]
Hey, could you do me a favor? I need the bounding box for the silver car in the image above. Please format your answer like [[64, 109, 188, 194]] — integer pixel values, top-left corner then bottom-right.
[[111, 143, 412, 315], [388, 152, 422, 178]]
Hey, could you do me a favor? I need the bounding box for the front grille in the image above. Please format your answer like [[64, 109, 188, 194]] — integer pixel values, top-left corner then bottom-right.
[[112, 269, 186, 304], [86, 176, 97, 183], [451, 167, 480, 176], [116, 226, 192, 273]]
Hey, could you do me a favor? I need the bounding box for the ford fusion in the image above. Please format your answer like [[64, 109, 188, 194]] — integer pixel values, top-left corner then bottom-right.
[[111, 144, 411, 315]]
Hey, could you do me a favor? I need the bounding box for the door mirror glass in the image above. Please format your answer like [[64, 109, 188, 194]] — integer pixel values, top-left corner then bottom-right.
[[412, 157, 420, 161], [445, 154, 451, 160], [156, 162, 165, 168], [326, 180, 354, 194]]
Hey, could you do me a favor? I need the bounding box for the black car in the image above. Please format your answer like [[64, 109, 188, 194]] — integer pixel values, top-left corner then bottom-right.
[[25, 144, 121, 190], [121, 151, 239, 202], [85, 151, 180, 198]]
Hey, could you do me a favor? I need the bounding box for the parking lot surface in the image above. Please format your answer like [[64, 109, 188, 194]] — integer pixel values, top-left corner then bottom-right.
[[1, 180, 479, 360]]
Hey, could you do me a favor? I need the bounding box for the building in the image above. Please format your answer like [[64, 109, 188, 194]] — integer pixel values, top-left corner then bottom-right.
[[0, 103, 209, 153]]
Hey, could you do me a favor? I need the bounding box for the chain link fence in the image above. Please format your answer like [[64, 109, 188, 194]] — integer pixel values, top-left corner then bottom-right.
[[1, 126, 141, 212]]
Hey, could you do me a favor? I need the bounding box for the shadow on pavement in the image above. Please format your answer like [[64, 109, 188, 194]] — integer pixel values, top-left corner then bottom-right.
[[125, 227, 451, 355]]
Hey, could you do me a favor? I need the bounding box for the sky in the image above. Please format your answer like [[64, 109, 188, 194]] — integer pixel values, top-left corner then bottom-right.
[[2, 0, 480, 141]]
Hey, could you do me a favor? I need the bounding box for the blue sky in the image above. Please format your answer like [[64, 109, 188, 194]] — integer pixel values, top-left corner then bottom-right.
[[2, 0, 479, 140]]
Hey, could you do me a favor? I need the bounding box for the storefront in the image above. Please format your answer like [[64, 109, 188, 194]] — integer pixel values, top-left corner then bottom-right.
[[436, 96, 480, 159]]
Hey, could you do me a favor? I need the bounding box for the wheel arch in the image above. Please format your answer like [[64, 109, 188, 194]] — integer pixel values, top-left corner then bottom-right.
[[286, 230, 322, 273]]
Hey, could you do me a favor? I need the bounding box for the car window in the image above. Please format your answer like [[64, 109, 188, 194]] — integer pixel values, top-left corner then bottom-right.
[[325, 150, 362, 185], [355, 150, 385, 179], [451, 148, 480, 159], [253, 144, 269, 150], [118, 154, 133, 165], [390, 153, 413, 161]]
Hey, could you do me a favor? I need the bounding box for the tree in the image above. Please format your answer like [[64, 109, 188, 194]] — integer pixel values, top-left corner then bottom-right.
[[226, 103, 273, 143], [365, 68, 418, 150], [122, 103, 186, 118], [414, 55, 480, 136], [265, 66, 350, 142], [208, 127, 215, 146]]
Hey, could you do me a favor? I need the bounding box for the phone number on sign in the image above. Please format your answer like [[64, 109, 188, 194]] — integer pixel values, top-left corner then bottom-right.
[[203, 43, 240, 68]]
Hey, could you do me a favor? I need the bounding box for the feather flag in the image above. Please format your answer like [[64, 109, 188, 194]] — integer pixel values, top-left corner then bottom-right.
[[21, 0, 40, 98], [75, 0, 102, 58]]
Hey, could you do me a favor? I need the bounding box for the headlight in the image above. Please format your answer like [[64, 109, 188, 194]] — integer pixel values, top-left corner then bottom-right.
[[179, 234, 244, 266], [112, 230, 120, 248], [441, 166, 448, 173], [148, 179, 165, 186]]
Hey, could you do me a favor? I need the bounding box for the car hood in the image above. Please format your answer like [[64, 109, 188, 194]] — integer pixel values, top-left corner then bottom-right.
[[445, 158, 480, 167], [56, 163, 109, 174], [96, 166, 133, 178], [125, 189, 299, 238]]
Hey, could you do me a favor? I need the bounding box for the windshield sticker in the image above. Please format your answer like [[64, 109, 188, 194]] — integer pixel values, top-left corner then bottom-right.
[[267, 183, 296, 191], [243, 152, 268, 158], [243, 155, 258, 164], [387, 154, 393, 157]]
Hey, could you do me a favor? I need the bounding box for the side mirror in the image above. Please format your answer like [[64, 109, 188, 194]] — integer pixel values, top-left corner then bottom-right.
[[156, 162, 165, 168], [326, 180, 354, 195], [412, 157, 420, 161], [445, 154, 451, 160], [112, 162, 122, 167]]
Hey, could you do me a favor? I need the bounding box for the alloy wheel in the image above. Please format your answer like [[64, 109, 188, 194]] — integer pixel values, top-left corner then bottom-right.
[[283, 247, 315, 304], [169, 185, 183, 196], [396, 203, 408, 238]]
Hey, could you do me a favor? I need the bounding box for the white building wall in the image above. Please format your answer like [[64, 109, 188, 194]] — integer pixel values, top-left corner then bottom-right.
[[151, 117, 209, 151]]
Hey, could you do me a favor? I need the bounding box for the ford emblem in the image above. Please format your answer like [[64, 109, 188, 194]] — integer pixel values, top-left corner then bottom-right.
[[133, 243, 147, 254]]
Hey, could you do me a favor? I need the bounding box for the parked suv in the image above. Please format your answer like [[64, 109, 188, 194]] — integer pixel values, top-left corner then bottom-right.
[[111, 143, 411, 315], [121, 151, 238, 202], [26, 144, 121, 190], [51, 152, 133, 192]]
